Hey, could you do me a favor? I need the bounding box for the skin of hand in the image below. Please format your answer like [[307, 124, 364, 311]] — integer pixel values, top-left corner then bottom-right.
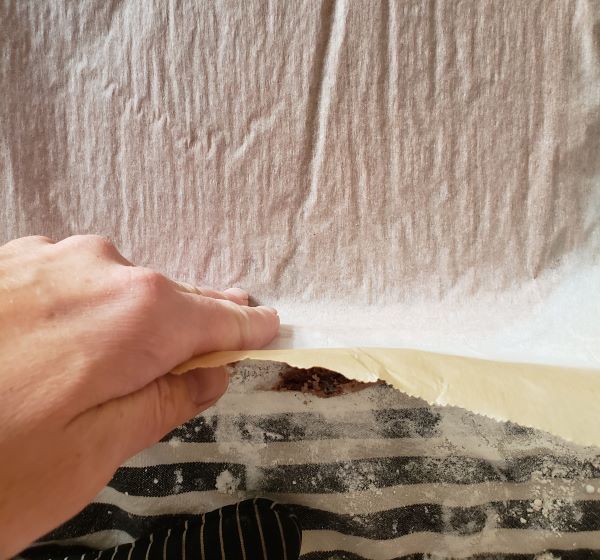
[[0, 235, 279, 558]]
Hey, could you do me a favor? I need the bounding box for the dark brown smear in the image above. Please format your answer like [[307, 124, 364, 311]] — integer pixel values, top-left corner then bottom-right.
[[274, 366, 382, 398]]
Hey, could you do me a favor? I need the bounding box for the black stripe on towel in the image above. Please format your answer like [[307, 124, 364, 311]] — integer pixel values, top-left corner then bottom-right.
[[162, 408, 443, 444], [291, 500, 600, 538], [254, 453, 600, 492], [109, 454, 600, 496], [109, 462, 246, 496]]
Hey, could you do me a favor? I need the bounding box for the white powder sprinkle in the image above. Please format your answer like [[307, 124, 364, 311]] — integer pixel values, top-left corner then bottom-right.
[[534, 553, 560, 560], [216, 470, 240, 495], [169, 437, 182, 448], [172, 468, 183, 493]]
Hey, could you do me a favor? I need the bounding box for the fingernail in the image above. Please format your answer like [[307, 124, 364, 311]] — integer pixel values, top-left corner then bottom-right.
[[185, 368, 229, 406], [261, 305, 278, 316]]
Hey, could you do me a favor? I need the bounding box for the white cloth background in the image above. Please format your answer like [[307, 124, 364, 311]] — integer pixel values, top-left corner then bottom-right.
[[1, 1, 598, 315]]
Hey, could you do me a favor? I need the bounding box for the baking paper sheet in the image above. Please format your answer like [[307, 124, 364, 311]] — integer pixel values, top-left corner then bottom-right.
[[175, 346, 600, 448], [1, 2, 599, 446]]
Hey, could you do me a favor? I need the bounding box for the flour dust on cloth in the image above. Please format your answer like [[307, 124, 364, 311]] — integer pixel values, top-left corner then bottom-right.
[[22, 363, 600, 559]]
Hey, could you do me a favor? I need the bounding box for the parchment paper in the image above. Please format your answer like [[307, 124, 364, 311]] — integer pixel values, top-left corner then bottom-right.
[[1, 2, 599, 445], [175, 347, 600, 448]]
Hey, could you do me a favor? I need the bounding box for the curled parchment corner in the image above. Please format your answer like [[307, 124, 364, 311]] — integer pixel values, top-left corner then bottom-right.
[[173, 348, 600, 449]]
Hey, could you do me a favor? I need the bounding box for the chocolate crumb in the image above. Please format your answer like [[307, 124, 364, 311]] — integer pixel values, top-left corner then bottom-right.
[[274, 366, 381, 398]]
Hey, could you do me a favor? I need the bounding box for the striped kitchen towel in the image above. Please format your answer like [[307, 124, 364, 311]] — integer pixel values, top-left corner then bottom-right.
[[21, 361, 600, 559]]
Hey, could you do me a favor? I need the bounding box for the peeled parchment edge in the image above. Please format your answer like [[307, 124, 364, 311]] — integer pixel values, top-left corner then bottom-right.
[[173, 348, 600, 449]]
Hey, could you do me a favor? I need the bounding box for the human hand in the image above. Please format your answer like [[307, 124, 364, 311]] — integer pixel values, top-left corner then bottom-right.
[[0, 235, 279, 558]]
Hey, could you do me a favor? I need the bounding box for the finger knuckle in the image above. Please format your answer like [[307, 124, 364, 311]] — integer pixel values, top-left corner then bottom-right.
[[128, 267, 168, 305], [68, 234, 116, 255]]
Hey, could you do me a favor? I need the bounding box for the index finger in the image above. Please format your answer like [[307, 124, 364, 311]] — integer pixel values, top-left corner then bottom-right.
[[181, 294, 280, 356]]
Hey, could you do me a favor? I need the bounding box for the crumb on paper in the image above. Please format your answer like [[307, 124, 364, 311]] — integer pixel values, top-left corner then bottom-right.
[[274, 366, 381, 398]]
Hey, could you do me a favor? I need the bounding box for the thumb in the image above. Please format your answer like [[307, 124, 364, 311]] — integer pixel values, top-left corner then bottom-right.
[[73, 367, 229, 470]]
